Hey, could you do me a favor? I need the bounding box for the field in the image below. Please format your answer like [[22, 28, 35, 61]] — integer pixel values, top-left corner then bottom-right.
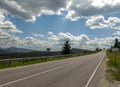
[[0, 52, 96, 69], [106, 50, 120, 81]]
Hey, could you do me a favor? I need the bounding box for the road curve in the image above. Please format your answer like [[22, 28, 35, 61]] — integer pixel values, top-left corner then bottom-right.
[[0, 52, 105, 87]]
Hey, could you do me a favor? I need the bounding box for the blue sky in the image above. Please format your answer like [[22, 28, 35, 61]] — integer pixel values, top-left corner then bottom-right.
[[0, 0, 120, 51], [9, 14, 115, 39]]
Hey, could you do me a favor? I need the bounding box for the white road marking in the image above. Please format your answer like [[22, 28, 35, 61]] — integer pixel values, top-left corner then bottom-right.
[[0, 61, 78, 87], [85, 54, 105, 87], [0, 52, 105, 87]]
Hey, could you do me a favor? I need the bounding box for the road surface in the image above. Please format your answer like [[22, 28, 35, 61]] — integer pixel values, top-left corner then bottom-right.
[[0, 52, 105, 87]]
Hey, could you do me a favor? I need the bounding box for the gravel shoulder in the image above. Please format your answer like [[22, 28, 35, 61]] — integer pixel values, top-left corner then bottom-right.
[[99, 56, 120, 87]]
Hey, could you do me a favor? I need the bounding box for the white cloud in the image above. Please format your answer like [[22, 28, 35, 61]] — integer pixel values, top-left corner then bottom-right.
[[0, 9, 23, 48], [0, 10, 23, 33], [0, 0, 120, 21], [32, 33, 44, 38], [48, 32, 53, 35], [86, 15, 120, 29], [86, 15, 108, 29], [48, 32, 95, 50], [0, 33, 22, 48], [0, 0, 36, 22], [114, 31, 120, 36], [21, 33, 120, 51], [66, 0, 120, 21], [92, 0, 118, 8], [0, 29, 119, 51], [0, 0, 120, 51], [0, 0, 69, 22]]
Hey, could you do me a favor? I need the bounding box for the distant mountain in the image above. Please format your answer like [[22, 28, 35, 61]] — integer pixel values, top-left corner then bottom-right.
[[71, 48, 91, 54], [0, 47, 35, 54], [0, 48, 9, 54], [0, 47, 93, 55], [6, 47, 35, 53]]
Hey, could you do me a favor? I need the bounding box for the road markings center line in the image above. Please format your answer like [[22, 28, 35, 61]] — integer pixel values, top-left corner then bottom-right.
[[85, 54, 105, 87]]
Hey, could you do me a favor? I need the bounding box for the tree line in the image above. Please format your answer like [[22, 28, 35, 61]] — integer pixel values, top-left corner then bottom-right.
[[62, 38, 120, 55], [113, 38, 120, 49]]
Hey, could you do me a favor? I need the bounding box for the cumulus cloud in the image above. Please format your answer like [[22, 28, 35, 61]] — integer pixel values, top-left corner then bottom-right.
[[0, 9, 23, 48], [0, 0, 69, 21], [21, 32, 120, 51], [0, 0, 36, 21], [48, 32, 101, 50], [66, 0, 120, 21], [89, 38, 111, 48], [32, 33, 44, 38], [0, 29, 119, 51], [86, 15, 120, 29], [48, 32, 53, 35], [114, 31, 120, 36], [0, 11, 23, 33], [0, 0, 120, 51], [0, 33, 22, 48], [21, 32, 92, 51], [0, 0, 120, 21], [86, 15, 108, 29]]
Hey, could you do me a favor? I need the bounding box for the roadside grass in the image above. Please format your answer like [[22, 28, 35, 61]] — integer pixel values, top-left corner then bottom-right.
[[0, 52, 96, 69], [106, 50, 120, 81]]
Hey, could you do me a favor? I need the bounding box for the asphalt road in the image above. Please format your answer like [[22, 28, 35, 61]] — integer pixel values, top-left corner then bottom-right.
[[0, 52, 105, 87]]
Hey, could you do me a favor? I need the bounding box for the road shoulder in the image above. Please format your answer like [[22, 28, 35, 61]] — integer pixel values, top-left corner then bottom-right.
[[99, 56, 120, 87]]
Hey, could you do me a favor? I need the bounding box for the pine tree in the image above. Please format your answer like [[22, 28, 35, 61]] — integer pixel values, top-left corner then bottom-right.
[[114, 38, 119, 48], [62, 41, 71, 55]]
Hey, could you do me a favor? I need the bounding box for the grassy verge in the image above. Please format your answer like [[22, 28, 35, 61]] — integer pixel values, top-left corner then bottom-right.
[[0, 52, 96, 69], [106, 50, 120, 82]]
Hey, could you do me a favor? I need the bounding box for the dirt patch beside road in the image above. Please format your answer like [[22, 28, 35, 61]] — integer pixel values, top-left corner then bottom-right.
[[99, 57, 120, 87]]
